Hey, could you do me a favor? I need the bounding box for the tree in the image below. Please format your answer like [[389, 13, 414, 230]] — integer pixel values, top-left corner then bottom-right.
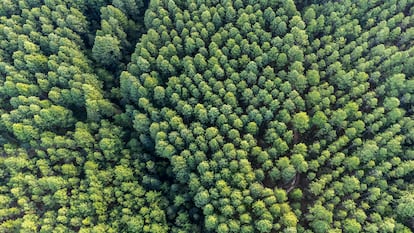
[[205, 215, 218, 230], [292, 112, 310, 133], [308, 204, 333, 233], [256, 219, 273, 233], [92, 35, 121, 68], [288, 46, 304, 62], [396, 193, 414, 225], [343, 219, 362, 233]]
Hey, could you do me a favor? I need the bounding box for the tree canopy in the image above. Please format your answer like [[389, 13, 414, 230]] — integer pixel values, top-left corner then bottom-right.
[[0, 0, 413, 232]]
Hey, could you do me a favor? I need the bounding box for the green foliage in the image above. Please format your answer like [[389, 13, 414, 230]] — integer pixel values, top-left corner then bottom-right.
[[0, 0, 413, 232], [397, 193, 414, 224], [292, 112, 310, 133], [92, 35, 121, 68]]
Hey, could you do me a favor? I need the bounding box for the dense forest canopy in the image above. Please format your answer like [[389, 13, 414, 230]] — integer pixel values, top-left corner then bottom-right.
[[0, 0, 413, 232]]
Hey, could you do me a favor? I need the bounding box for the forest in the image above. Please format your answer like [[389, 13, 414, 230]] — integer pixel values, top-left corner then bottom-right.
[[0, 0, 413, 232]]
